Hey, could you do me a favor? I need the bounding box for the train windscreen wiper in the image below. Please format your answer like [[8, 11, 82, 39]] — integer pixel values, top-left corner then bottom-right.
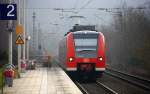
[[78, 49, 96, 52]]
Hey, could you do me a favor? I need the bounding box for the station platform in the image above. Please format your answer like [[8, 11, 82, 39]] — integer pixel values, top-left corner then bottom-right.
[[3, 65, 82, 94]]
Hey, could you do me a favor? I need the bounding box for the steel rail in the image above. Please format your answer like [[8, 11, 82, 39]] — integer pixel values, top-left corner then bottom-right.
[[96, 81, 118, 94], [105, 71, 150, 91], [106, 68, 150, 82], [75, 82, 89, 94]]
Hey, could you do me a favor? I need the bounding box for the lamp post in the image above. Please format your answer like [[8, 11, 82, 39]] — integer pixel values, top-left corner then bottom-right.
[[8, 0, 13, 66], [23, 0, 26, 62], [26, 35, 31, 60], [8, 22, 13, 66]]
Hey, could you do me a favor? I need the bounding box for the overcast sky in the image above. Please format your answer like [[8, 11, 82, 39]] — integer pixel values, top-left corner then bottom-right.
[[27, 0, 147, 8], [26, 0, 148, 31], [26, 0, 148, 56]]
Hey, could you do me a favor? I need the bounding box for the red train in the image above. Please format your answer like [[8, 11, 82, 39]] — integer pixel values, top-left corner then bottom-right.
[[59, 25, 106, 80]]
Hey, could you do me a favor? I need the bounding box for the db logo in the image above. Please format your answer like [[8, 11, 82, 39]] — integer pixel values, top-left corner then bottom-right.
[[83, 58, 90, 62]]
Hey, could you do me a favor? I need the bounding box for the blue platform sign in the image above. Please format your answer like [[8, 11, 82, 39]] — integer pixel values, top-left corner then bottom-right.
[[0, 4, 17, 20]]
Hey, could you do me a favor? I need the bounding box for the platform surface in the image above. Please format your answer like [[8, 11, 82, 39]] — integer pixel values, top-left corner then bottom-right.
[[3, 66, 82, 94]]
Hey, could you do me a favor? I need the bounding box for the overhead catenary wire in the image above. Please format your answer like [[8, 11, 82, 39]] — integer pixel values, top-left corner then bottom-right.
[[77, 0, 94, 13], [94, 14, 108, 24], [23, 7, 146, 11], [80, 0, 94, 9]]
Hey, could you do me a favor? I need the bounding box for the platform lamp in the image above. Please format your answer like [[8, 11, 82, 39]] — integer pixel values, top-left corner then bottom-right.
[[26, 35, 31, 61]]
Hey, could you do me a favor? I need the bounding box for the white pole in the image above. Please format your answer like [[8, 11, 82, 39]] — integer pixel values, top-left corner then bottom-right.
[[27, 38, 30, 61], [27, 39, 29, 60], [23, 0, 26, 61], [27, 36, 31, 60], [18, 45, 21, 75], [17, 0, 21, 76], [8, 0, 12, 66], [26, 0, 29, 60], [8, 25, 13, 65]]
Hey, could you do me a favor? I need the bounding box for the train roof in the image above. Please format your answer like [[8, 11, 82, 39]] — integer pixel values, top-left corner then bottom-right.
[[73, 30, 98, 34], [65, 24, 97, 36], [72, 25, 96, 31]]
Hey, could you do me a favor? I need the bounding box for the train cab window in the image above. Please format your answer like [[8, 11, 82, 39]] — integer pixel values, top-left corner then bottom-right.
[[74, 38, 97, 47], [73, 32, 98, 58]]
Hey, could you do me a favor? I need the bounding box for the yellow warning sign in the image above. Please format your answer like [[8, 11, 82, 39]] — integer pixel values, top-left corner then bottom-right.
[[16, 24, 23, 35], [15, 35, 24, 44]]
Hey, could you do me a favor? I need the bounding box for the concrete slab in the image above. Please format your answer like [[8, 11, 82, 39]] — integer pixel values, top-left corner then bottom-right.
[[3, 67, 82, 94]]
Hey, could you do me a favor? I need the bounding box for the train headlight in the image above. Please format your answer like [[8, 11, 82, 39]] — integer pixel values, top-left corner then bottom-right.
[[69, 57, 74, 62], [98, 57, 103, 61]]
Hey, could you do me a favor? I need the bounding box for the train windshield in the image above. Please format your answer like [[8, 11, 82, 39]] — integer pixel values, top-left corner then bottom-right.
[[73, 33, 98, 58]]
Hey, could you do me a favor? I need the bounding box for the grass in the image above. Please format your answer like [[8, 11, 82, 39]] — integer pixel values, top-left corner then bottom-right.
[[0, 68, 4, 89]]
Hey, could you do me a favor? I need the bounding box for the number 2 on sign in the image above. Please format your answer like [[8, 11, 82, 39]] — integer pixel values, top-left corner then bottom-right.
[[7, 5, 15, 17]]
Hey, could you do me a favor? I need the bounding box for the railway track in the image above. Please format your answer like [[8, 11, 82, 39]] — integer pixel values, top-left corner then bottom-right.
[[105, 68, 150, 91], [75, 82, 89, 94], [96, 81, 118, 94], [75, 81, 118, 94]]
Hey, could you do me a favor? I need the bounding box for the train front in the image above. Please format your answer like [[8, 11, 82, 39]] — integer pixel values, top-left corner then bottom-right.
[[66, 31, 106, 80]]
